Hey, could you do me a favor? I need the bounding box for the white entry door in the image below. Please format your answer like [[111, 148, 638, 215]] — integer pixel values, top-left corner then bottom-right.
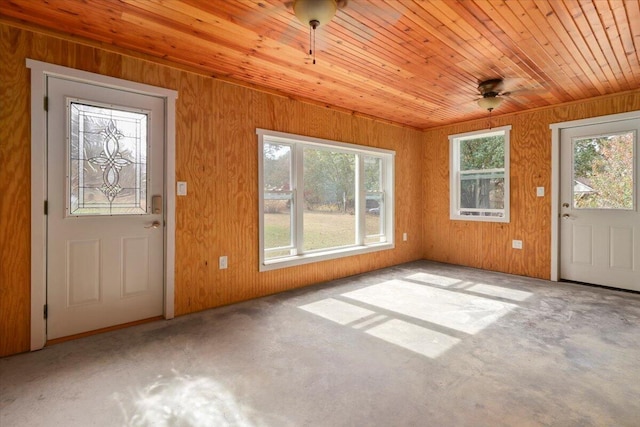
[[560, 117, 640, 291], [47, 76, 165, 339]]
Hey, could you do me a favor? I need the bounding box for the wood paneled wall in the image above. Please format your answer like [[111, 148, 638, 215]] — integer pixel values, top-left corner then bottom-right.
[[0, 23, 424, 357], [422, 90, 640, 278]]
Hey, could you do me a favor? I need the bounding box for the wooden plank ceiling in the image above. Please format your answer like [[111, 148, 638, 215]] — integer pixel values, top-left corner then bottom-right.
[[1, 0, 639, 128]]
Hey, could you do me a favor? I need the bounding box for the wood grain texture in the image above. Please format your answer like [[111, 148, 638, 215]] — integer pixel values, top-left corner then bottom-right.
[[0, 23, 424, 355], [2, 20, 639, 357], [422, 90, 640, 279], [1, 1, 639, 129], [0, 24, 31, 357]]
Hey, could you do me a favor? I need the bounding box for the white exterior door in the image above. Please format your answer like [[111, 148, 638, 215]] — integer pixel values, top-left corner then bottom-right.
[[560, 118, 640, 291], [46, 76, 165, 339]]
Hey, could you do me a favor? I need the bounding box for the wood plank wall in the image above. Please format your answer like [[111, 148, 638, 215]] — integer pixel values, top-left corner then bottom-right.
[[0, 23, 424, 357], [422, 90, 640, 279]]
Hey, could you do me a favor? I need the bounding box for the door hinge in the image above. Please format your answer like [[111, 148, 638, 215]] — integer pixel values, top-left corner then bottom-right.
[[44, 200, 48, 215], [44, 96, 48, 111], [44, 304, 48, 319]]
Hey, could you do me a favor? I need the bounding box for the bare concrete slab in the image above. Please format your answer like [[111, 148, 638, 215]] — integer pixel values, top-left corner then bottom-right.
[[2, 261, 639, 426]]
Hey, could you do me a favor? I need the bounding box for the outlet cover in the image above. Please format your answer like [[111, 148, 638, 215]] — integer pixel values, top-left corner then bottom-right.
[[219, 256, 228, 269], [512, 240, 523, 249], [403, 233, 407, 241], [536, 187, 545, 197]]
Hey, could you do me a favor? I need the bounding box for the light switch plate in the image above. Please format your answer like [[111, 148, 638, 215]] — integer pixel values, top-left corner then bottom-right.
[[177, 181, 187, 196], [536, 186, 545, 197]]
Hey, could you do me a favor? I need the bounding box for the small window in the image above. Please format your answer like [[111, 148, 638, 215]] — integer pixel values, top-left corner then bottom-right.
[[258, 129, 395, 271], [449, 126, 511, 222]]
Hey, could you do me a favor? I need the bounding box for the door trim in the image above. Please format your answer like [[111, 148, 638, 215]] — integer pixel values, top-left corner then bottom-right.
[[27, 59, 178, 350], [549, 110, 640, 282]]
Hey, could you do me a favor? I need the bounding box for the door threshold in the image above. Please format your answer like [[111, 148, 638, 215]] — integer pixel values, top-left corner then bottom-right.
[[560, 279, 640, 295], [45, 316, 164, 346]]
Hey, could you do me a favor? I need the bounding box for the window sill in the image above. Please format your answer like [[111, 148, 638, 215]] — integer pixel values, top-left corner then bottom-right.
[[260, 242, 395, 272], [450, 214, 510, 223]]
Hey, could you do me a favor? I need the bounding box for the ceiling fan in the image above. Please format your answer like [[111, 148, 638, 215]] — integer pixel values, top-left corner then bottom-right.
[[285, 0, 350, 64], [476, 78, 509, 112]]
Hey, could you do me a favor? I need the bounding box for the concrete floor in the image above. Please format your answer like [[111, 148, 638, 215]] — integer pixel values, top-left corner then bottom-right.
[[1, 261, 639, 426]]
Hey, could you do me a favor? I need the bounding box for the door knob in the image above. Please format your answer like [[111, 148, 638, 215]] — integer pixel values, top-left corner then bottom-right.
[[562, 213, 571, 219], [562, 202, 570, 208], [145, 220, 161, 229]]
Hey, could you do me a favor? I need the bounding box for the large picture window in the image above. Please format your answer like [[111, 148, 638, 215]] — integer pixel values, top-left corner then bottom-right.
[[258, 129, 395, 271], [449, 126, 511, 222]]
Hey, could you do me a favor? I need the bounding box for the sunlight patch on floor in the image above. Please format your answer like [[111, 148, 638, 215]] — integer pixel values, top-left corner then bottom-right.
[[298, 277, 525, 358], [366, 319, 461, 358], [466, 283, 532, 301], [405, 272, 462, 287], [299, 298, 375, 325], [342, 279, 517, 335]]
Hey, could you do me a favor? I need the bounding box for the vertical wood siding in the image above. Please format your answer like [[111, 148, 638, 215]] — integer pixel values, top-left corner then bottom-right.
[[0, 24, 424, 356], [422, 91, 640, 278]]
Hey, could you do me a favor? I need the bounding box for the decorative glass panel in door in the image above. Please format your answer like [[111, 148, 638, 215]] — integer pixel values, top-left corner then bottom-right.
[[68, 100, 149, 216]]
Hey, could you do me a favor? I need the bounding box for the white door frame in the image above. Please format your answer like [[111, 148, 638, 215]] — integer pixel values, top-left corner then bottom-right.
[[27, 59, 178, 350], [549, 110, 640, 282]]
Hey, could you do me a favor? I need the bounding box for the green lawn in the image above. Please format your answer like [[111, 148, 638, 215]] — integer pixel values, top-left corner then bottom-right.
[[264, 211, 382, 252]]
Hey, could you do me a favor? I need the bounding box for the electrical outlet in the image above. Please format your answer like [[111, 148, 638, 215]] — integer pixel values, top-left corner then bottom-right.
[[219, 255, 228, 269], [512, 240, 523, 249], [536, 186, 545, 197], [403, 232, 407, 241]]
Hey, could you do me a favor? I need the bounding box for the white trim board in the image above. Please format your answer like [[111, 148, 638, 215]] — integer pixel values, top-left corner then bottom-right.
[[549, 110, 640, 282], [27, 59, 178, 350]]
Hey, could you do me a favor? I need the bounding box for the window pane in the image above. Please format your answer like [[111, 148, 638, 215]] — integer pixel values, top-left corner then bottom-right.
[[69, 102, 148, 215], [451, 127, 509, 222], [365, 193, 384, 244], [263, 143, 291, 191], [572, 132, 634, 210], [460, 171, 505, 211], [264, 192, 293, 258], [364, 156, 382, 191], [460, 135, 505, 170], [303, 148, 356, 251]]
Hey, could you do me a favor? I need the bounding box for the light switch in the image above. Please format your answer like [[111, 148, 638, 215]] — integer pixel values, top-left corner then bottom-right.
[[536, 186, 545, 197], [177, 181, 187, 196]]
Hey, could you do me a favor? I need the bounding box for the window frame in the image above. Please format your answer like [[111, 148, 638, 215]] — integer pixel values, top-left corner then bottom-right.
[[258, 129, 395, 271], [449, 125, 511, 223]]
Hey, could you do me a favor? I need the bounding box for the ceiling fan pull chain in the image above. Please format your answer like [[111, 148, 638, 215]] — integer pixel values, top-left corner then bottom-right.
[[308, 19, 319, 65]]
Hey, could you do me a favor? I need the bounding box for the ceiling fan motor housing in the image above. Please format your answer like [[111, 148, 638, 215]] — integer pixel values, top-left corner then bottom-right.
[[478, 78, 505, 97]]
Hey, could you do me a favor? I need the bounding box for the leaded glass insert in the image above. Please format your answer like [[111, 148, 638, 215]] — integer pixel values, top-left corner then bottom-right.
[[68, 101, 149, 215]]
